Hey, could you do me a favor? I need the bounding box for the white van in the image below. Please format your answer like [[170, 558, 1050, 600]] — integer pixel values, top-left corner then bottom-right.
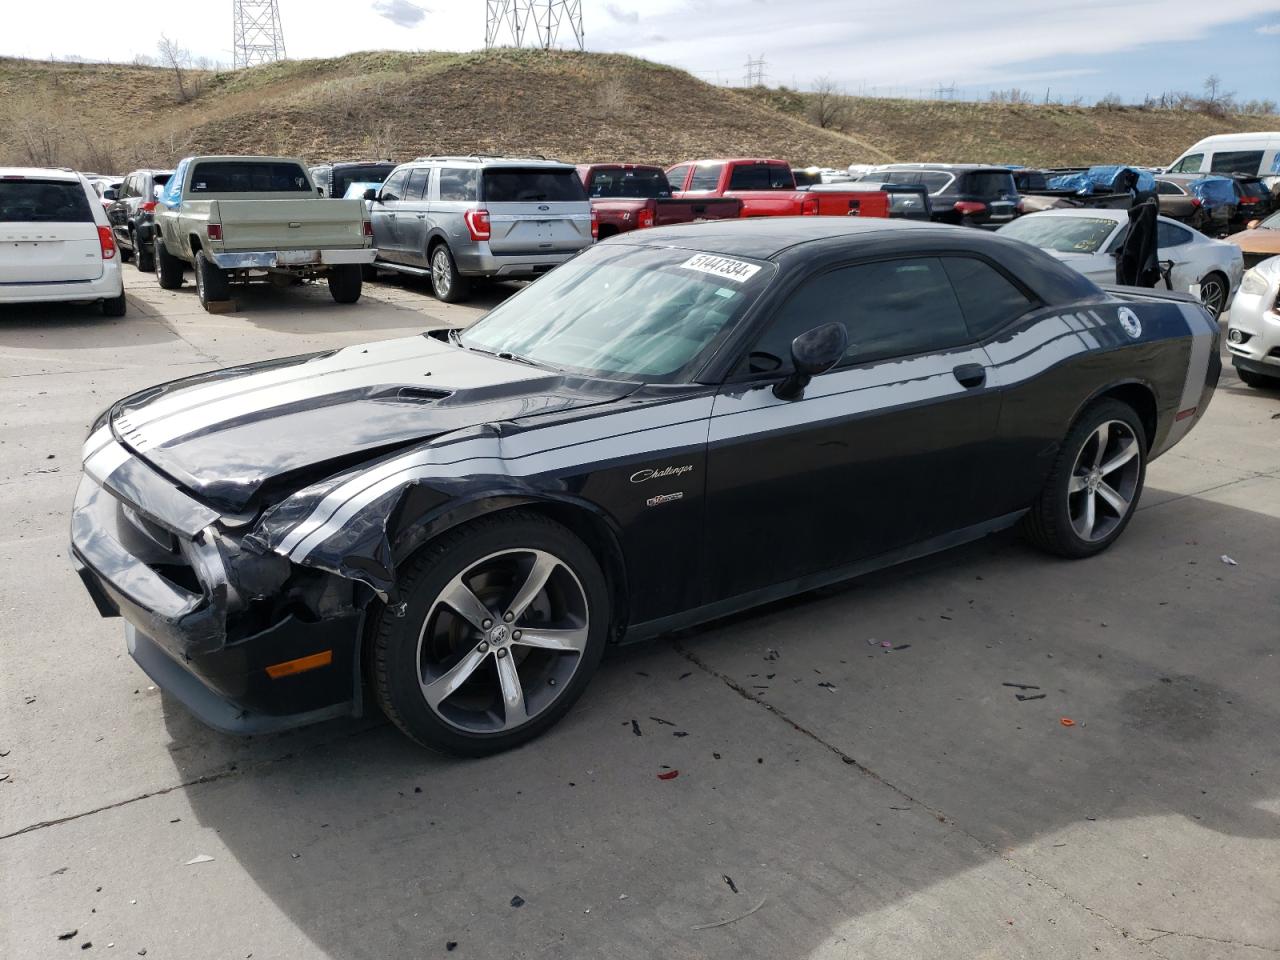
[[1165, 132, 1280, 184]]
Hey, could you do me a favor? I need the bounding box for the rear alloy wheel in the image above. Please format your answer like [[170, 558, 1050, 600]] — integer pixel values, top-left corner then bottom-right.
[[373, 512, 608, 756], [327, 263, 363, 303], [194, 251, 230, 310], [1022, 399, 1147, 558], [155, 238, 184, 289], [1199, 272, 1228, 319], [430, 243, 471, 304]]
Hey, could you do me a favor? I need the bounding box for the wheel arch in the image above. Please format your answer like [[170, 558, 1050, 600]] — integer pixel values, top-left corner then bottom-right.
[[1075, 379, 1160, 451], [189, 234, 204, 256]]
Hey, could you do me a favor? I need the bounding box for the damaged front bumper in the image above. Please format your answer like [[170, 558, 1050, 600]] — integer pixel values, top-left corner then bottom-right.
[[70, 448, 364, 735]]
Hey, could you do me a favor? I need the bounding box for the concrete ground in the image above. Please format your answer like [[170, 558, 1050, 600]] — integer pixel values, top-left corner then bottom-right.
[[2, 265, 1278, 960]]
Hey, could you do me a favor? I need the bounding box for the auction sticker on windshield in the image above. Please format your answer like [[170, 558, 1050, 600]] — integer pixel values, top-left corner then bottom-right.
[[680, 253, 762, 283]]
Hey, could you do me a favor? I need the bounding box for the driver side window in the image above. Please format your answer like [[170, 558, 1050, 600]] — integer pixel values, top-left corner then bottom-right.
[[380, 169, 408, 202], [744, 257, 971, 374]]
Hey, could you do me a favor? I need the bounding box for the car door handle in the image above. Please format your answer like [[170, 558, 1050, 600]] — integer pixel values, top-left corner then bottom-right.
[[953, 363, 987, 388]]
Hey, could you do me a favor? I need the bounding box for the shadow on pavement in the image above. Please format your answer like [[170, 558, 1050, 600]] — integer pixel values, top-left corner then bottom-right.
[[162, 487, 1280, 958]]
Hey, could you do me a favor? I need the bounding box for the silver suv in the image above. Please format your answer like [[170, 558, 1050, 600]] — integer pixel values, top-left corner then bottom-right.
[[367, 155, 595, 302]]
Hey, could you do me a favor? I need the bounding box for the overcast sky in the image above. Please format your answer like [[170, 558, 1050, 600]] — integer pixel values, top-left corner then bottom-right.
[[4, 0, 1279, 102]]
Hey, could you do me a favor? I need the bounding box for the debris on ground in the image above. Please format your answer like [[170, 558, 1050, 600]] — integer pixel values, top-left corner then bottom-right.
[[1220, 555, 1238, 566], [673, 731, 689, 737], [1059, 717, 1076, 727], [446, 942, 457, 952], [1003, 682, 1040, 690], [764, 649, 779, 661], [649, 716, 675, 726], [58, 931, 77, 941], [1016, 693, 1046, 702], [184, 854, 215, 865], [723, 874, 739, 894], [631, 719, 642, 737], [691, 896, 767, 930], [817, 681, 837, 692], [510, 895, 525, 908], [657, 770, 679, 780], [679, 672, 691, 679], [893, 644, 911, 651]]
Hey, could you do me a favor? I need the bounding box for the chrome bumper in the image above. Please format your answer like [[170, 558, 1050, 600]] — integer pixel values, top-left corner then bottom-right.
[[209, 247, 377, 269]]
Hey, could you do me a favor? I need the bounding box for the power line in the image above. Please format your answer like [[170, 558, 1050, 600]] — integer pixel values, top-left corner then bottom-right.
[[743, 54, 767, 87], [232, 0, 286, 69], [485, 0, 585, 50]]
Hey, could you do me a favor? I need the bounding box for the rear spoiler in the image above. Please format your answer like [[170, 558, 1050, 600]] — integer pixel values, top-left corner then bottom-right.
[[1098, 284, 1200, 305]]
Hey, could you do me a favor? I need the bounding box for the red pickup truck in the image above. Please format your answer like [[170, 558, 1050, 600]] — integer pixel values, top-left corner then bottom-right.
[[666, 158, 890, 219], [576, 164, 741, 238]]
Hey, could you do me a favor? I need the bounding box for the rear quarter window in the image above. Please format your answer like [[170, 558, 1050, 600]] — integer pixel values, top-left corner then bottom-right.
[[439, 168, 479, 202], [1209, 151, 1264, 176], [941, 257, 1035, 339], [0, 179, 94, 223], [481, 169, 586, 203]]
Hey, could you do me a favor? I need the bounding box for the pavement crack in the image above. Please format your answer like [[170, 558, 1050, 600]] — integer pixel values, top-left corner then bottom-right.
[[674, 641, 1172, 955], [145, 313, 224, 366], [0, 720, 388, 842], [1140, 928, 1280, 954]]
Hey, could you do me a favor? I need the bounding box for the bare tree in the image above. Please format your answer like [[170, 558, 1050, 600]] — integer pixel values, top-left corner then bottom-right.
[[1201, 74, 1236, 115], [809, 75, 850, 130], [362, 119, 398, 161], [157, 34, 193, 102]]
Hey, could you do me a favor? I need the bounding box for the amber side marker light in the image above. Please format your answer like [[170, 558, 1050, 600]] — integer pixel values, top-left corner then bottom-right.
[[265, 650, 333, 679]]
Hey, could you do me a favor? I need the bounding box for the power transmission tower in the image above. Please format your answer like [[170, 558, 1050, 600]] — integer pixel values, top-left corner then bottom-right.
[[485, 0, 585, 50], [232, 0, 287, 69], [743, 55, 767, 87]]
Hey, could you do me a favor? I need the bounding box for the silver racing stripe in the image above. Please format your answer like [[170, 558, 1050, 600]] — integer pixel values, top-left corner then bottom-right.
[[80, 425, 113, 463], [83, 439, 131, 484], [287, 418, 711, 561]]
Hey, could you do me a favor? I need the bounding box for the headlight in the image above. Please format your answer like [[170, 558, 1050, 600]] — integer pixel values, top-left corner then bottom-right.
[[1241, 270, 1269, 296]]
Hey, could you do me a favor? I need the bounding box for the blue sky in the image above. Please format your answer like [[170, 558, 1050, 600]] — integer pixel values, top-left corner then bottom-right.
[[4, 1, 1279, 105]]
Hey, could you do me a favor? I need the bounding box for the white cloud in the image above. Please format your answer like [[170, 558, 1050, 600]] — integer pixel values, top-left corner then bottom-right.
[[1257, 22, 1280, 33], [372, 0, 429, 29]]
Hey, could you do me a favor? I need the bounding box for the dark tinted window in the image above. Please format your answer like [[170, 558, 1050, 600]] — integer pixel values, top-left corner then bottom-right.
[[380, 169, 408, 201], [586, 167, 670, 199], [481, 168, 586, 203], [941, 257, 1034, 339], [748, 257, 971, 372], [728, 163, 793, 190], [1014, 171, 1048, 191], [915, 172, 953, 193], [1210, 151, 1264, 175], [439, 167, 479, 202], [1156, 180, 1184, 196], [188, 161, 311, 193], [666, 164, 691, 190], [405, 167, 430, 200], [1156, 220, 1192, 248], [687, 163, 724, 192], [331, 164, 392, 198], [0, 179, 94, 223], [961, 171, 1016, 198]]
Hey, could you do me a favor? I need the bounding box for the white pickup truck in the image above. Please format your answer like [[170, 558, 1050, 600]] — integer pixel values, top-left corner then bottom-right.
[[151, 155, 377, 311]]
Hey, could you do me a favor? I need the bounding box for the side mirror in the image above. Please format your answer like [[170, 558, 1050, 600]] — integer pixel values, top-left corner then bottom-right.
[[774, 322, 849, 400], [364, 188, 379, 202]]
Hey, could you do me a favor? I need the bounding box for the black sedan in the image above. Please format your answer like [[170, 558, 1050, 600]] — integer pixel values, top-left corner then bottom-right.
[[71, 219, 1219, 755]]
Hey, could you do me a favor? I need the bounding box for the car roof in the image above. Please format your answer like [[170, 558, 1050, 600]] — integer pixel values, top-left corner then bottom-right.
[[1184, 132, 1280, 147], [881, 163, 1012, 172], [407, 156, 575, 169], [0, 167, 82, 181], [624, 216, 976, 259]]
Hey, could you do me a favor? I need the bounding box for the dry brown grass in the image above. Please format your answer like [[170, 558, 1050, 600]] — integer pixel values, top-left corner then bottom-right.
[[0, 50, 1268, 172]]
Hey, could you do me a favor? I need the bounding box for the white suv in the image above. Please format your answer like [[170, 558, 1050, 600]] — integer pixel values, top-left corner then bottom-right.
[[0, 167, 126, 316]]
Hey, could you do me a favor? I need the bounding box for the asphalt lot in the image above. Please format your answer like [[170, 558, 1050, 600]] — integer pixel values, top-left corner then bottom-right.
[[2, 266, 1278, 960]]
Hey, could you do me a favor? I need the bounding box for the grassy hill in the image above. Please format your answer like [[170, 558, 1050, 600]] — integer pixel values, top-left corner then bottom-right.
[[0, 49, 1269, 174]]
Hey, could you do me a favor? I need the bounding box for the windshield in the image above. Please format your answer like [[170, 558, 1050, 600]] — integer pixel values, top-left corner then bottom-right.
[[999, 215, 1118, 254], [587, 167, 670, 199], [1259, 211, 1280, 230], [459, 244, 775, 382]]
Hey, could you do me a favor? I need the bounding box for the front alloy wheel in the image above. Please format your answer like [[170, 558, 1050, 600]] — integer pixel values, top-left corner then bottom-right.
[[373, 512, 608, 755]]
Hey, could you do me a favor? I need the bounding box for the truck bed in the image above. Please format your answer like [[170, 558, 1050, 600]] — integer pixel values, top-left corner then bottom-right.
[[200, 198, 369, 251]]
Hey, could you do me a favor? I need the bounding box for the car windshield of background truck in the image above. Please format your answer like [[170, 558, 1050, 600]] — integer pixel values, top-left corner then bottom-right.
[[188, 161, 311, 193], [481, 168, 586, 203], [0, 179, 94, 222], [1000, 215, 1117, 254], [962, 171, 1016, 198], [460, 244, 775, 382]]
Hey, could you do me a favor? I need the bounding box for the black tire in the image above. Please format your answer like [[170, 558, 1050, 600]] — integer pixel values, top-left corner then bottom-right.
[[155, 238, 184, 289], [118, 236, 133, 263], [134, 230, 155, 272], [1236, 366, 1279, 389], [373, 511, 610, 756], [361, 263, 379, 282], [1022, 398, 1147, 559], [327, 264, 363, 304], [1199, 271, 1229, 320], [194, 251, 230, 310], [100, 291, 127, 317], [429, 243, 471, 304]]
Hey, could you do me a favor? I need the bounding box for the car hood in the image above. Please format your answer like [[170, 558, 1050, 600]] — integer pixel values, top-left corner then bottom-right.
[[1044, 249, 1107, 274], [110, 333, 635, 513], [1226, 229, 1280, 255]]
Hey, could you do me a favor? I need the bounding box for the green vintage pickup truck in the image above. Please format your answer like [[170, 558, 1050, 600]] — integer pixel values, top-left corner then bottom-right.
[[152, 155, 377, 311]]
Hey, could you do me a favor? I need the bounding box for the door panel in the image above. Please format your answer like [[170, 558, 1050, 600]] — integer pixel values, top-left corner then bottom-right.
[[704, 347, 999, 601]]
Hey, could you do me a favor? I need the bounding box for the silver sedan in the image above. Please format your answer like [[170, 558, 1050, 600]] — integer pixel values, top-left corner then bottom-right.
[[998, 209, 1244, 318], [1225, 255, 1280, 389]]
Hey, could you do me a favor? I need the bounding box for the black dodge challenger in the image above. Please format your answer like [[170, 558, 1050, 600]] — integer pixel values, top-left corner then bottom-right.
[[71, 219, 1219, 755]]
